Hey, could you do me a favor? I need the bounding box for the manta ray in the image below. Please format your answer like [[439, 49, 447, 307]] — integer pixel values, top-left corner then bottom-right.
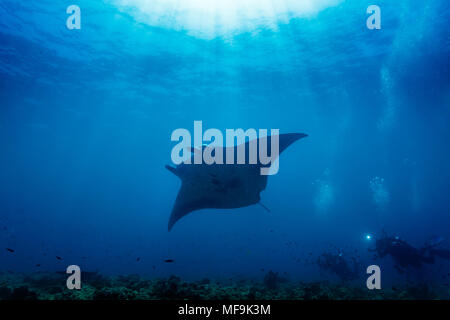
[[165, 133, 307, 231]]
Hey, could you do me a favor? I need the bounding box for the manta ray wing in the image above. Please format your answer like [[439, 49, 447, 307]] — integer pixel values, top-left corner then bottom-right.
[[166, 133, 307, 231]]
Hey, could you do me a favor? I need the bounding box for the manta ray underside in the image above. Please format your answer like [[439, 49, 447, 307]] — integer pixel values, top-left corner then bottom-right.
[[165, 133, 307, 231]]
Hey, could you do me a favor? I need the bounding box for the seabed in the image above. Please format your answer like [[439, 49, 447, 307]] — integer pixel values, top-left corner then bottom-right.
[[0, 271, 449, 300]]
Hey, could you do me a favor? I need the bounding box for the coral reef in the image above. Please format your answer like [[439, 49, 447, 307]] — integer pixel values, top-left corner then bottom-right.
[[263, 270, 288, 290], [0, 271, 448, 300]]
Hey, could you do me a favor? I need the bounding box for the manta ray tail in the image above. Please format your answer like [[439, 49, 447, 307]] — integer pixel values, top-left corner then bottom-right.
[[258, 202, 271, 213]]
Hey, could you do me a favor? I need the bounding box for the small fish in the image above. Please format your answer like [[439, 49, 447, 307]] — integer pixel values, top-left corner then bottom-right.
[[35, 264, 41, 267], [56, 256, 62, 260], [6, 248, 14, 253], [164, 259, 175, 263], [136, 257, 141, 262]]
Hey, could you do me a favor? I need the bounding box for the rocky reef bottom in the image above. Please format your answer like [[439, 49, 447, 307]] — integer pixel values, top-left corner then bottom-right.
[[0, 271, 449, 300]]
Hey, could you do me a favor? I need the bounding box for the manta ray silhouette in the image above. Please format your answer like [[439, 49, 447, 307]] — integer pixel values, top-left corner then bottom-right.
[[165, 133, 307, 231]]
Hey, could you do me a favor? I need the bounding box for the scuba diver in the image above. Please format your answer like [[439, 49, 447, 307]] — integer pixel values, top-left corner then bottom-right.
[[317, 250, 360, 282], [368, 232, 450, 273]]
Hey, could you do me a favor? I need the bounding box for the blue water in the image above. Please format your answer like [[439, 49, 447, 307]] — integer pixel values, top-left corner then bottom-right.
[[0, 0, 449, 285]]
